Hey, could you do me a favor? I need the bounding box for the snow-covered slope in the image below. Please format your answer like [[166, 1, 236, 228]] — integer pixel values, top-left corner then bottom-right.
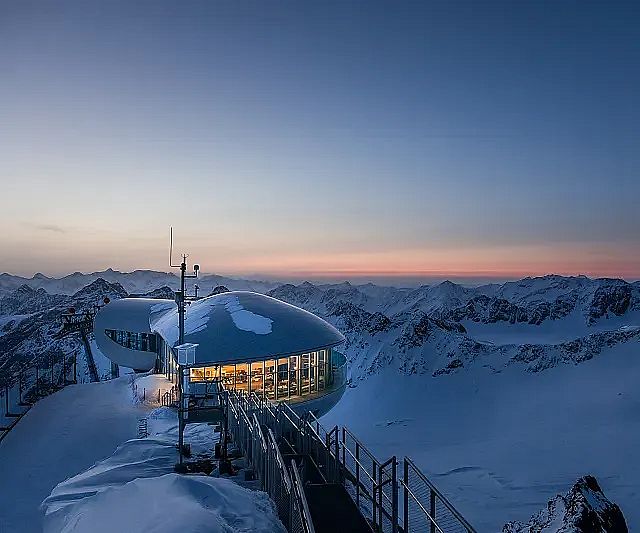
[[0, 373, 285, 533], [0, 377, 141, 532]]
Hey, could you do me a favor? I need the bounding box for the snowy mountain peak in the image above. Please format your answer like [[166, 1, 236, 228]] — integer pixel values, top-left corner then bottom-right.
[[70, 278, 128, 308], [503, 475, 628, 532]]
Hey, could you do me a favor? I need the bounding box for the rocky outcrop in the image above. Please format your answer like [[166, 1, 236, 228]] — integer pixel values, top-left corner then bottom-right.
[[327, 300, 391, 334], [503, 475, 628, 532], [587, 281, 634, 325], [70, 278, 127, 308], [0, 278, 129, 387], [507, 327, 640, 373], [0, 285, 70, 315], [446, 294, 576, 326], [394, 311, 466, 350], [209, 285, 230, 295]]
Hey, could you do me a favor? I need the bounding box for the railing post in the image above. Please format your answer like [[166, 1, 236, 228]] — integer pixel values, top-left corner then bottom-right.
[[334, 426, 340, 482], [430, 489, 436, 533], [392, 456, 398, 533], [377, 463, 383, 530], [403, 459, 409, 532]]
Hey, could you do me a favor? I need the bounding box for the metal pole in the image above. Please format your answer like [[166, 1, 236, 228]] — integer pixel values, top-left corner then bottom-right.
[[392, 457, 398, 533], [179, 257, 186, 345], [177, 257, 186, 465], [430, 489, 437, 533], [178, 364, 184, 464]]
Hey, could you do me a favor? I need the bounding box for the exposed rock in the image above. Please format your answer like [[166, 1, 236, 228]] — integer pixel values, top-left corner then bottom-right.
[[130, 286, 175, 299], [209, 285, 230, 295], [327, 300, 391, 334], [587, 281, 633, 325], [71, 278, 128, 309], [503, 475, 628, 532], [0, 285, 70, 315]]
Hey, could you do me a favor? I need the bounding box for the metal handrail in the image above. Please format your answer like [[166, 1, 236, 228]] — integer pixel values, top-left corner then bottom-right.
[[401, 483, 446, 533], [290, 459, 316, 533], [403, 458, 476, 533], [268, 427, 292, 491], [221, 378, 476, 533]]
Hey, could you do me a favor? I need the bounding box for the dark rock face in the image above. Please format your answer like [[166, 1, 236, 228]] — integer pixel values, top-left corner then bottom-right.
[[71, 278, 128, 307], [433, 358, 463, 376], [130, 286, 175, 299], [503, 475, 628, 533], [448, 294, 576, 326], [394, 312, 466, 350], [588, 282, 633, 324], [0, 285, 70, 315], [209, 285, 230, 295], [327, 300, 391, 334]]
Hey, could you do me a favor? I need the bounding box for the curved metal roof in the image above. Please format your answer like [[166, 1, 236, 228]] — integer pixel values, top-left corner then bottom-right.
[[153, 291, 345, 364], [94, 298, 175, 370]]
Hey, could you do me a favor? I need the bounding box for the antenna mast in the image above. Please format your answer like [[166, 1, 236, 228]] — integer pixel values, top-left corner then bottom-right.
[[168, 227, 200, 465]]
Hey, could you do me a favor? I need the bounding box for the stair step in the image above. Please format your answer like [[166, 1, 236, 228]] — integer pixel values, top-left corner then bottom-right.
[[304, 483, 373, 533]]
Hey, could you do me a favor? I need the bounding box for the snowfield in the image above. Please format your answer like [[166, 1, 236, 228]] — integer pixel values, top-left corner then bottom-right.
[[0, 375, 285, 533], [45, 473, 284, 533], [0, 377, 141, 532]]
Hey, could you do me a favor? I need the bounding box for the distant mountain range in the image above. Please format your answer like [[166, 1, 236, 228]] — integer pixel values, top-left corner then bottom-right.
[[0, 269, 279, 297], [2, 270, 637, 387], [267, 275, 640, 378]]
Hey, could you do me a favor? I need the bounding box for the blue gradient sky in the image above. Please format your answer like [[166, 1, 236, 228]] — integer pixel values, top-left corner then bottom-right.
[[1, 1, 638, 280]]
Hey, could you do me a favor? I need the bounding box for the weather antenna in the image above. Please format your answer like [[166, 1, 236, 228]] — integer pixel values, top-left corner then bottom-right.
[[169, 226, 200, 465]]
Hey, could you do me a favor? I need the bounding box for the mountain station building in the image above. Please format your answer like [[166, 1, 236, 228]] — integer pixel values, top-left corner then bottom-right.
[[94, 291, 347, 417]]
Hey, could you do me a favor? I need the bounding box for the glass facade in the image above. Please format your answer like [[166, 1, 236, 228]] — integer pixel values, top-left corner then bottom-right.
[[185, 349, 340, 402], [105, 329, 157, 352], [158, 336, 178, 384]]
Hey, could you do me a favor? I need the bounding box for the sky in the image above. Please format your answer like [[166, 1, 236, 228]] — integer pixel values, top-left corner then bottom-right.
[[0, 0, 638, 281]]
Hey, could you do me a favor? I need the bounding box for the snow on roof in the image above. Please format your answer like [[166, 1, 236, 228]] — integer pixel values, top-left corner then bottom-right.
[[154, 291, 345, 364], [97, 291, 344, 365], [95, 297, 174, 334]]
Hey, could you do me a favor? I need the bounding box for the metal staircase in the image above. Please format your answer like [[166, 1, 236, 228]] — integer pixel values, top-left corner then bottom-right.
[[223, 389, 476, 533]]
